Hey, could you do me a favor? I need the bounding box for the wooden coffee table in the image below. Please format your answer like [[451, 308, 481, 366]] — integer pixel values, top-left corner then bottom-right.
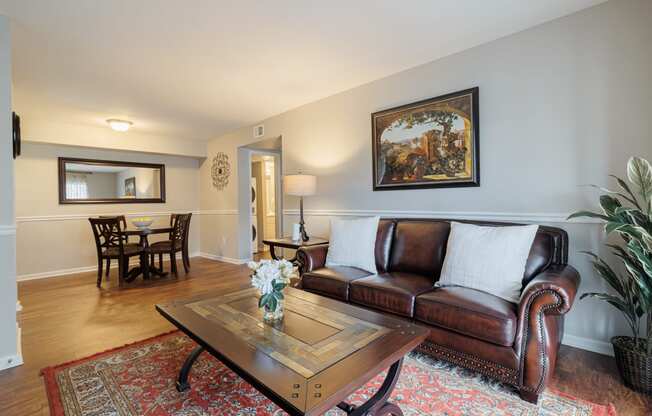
[[156, 287, 428, 416]]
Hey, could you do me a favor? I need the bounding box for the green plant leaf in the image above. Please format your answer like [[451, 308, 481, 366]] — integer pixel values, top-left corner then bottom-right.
[[627, 157, 652, 213], [605, 221, 623, 235], [613, 207, 652, 231], [637, 304, 645, 317], [608, 222, 644, 239], [609, 174, 642, 210], [608, 243, 641, 268], [580, 292, 638, 334], [641, 231, 652, 253], [259, 293, 272, 308], [587, 184, 629, 202], [627, 239, 652, 277], [624, 262, 652, 311], [273, 282, 286, 291], [268, 296, 278, 312], [567, 211, 609, 221], [599, 195, 622, 216], [580, 292, 633, 314], [274, 291, 284, 300], [621, 250, 649, 284], [581, 250, 626, 297]]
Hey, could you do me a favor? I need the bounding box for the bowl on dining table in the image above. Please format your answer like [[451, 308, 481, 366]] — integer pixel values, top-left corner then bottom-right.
[[131, 217, 154, 230]]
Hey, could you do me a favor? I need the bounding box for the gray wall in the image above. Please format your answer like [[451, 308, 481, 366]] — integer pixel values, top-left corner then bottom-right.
[[200, 0, 652, 354], [85, 172, 118, 199], [116, 167, 161, 199]]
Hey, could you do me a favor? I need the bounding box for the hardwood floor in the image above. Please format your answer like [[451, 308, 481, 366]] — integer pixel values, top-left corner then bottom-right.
[[0, 257, 649, 415]]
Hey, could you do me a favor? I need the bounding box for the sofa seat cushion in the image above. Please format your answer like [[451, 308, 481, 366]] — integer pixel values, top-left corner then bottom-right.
[[350, 272, 435, 317], [301, 266, 372, 301], [415, 287, 518, 347]]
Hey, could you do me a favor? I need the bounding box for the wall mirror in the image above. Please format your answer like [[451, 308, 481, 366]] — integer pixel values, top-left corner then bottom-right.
[[58, 157, 166, 204]]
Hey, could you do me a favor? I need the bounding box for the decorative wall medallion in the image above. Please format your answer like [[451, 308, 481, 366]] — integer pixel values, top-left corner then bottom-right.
[[211, 152, 231, 190]]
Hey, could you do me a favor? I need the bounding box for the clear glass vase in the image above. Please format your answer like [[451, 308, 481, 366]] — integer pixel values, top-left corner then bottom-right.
[[263, 298, 284, 323]]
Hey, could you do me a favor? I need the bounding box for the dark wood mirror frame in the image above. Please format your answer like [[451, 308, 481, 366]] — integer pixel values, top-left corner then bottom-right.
[[58, 157, 166, 204]]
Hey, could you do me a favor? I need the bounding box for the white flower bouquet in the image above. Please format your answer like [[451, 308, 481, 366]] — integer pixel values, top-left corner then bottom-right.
[[248, 259, 296, 320]]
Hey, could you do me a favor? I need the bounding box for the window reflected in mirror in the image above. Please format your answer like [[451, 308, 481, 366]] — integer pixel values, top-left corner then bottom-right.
[[58, 158, 165, 204]]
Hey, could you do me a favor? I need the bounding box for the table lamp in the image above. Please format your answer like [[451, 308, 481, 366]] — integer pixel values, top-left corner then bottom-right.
[[283, 174, 316, 242]]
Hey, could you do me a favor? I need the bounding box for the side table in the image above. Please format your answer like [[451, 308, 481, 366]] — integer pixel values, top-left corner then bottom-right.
[[262, 236, 328, 273]]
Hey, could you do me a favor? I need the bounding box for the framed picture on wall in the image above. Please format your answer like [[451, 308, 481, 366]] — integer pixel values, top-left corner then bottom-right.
[[371, 87, 479, 191], [124, 177, 136, 197]]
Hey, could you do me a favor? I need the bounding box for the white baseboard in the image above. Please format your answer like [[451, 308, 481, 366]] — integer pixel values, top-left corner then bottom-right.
[[0, 324, 23, 372], [0, 353, 22, 372], [16, 252, 200, 282], [198, 252, 249, 265], [562, 334, 614, 356], [18, 265, 100, 281]]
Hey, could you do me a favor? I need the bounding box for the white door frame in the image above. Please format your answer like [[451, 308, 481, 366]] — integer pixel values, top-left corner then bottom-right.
[[236, 147, 282, 260]]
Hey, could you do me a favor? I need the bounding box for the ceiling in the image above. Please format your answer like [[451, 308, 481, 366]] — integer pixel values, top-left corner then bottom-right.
[[1, 0, 605, 141]]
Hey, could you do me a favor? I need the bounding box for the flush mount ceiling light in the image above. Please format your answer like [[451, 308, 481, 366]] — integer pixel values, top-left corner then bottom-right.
[[106, 119, 133, 132]]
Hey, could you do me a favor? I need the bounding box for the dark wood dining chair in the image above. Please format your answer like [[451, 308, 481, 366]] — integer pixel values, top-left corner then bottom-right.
[[170, 213, 192, 272], [148, 213, 192, 277], [89, 217, 142, 287], [99, 215, 139, 278]]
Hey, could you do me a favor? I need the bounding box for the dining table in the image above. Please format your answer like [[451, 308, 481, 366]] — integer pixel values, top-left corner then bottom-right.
[[122, 226, 173, 282]]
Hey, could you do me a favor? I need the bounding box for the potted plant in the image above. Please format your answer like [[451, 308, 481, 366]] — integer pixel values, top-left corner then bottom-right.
[[569, 156, 652, 394], [248, 259, 296, 323]]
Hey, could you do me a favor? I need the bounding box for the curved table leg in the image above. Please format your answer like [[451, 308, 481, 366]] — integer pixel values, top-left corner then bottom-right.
[[269, 244, 280, 260], [268, 244, 298, 263], [337, 358, 404, 416], [176, 345, 205, 392], [373, 403, 404, 416], [141, 235, 151, 280], [125, 235, 148, 282]]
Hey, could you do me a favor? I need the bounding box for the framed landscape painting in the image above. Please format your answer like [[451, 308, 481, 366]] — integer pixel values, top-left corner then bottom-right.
[[372, 87, 479, 190]]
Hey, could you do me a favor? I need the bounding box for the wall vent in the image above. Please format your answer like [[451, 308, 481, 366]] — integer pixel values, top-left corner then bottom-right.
[[253, 124, 264, 138]]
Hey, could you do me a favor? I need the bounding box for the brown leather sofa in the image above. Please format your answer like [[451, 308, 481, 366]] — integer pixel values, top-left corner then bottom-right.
[[296, 218, 580, 404]]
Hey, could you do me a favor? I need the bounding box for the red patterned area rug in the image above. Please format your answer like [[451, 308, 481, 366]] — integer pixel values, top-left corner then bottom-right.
[[42, 331, 616, 416]]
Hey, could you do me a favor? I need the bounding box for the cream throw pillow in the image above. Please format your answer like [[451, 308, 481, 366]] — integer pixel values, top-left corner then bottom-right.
[[438, 222, 539, 303], [326, 216, 380, 274]]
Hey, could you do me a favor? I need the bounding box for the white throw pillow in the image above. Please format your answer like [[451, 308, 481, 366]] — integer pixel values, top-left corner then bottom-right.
[[326, 216, 380, 274], [438, 222, 539, 303]]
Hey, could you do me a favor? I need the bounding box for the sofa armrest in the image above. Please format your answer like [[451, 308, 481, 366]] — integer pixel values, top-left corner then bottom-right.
[[296, 244, 329, 274], [515, 264, 580, 400], [518, 264, 580, 317]]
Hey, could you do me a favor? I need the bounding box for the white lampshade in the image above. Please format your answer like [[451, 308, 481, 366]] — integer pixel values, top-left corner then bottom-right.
[[283, 174, 316, 196]]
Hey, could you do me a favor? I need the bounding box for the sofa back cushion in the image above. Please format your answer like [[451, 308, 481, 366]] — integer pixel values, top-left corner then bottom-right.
[[378, 219, 567, 287], [375, 219, 396, 273], [522, 227, 567, 285], [388, 220, 450, 278], [326, 216, 380, 273], [437, 222, 540, 303]]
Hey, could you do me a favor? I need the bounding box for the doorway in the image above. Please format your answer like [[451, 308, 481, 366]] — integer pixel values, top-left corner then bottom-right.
[[250, 154, 278, 255], [236, 138, 282, 261]]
